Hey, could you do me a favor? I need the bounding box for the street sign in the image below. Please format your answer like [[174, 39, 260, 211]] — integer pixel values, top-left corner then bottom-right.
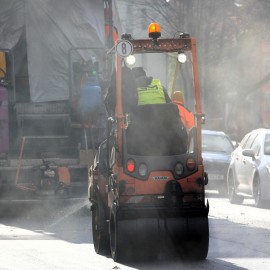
[[116, 40, 133, 57]]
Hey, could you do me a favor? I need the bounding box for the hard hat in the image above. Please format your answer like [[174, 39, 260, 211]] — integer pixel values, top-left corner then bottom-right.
[[172, 91, 185, 104]]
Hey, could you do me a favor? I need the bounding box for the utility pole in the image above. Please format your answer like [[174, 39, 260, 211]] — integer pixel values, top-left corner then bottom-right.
[[104, 0, 114, 49]]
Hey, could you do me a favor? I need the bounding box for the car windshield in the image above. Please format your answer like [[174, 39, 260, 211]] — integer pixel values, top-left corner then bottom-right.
[[202, 134, 234, 153], [264, 134, 270, 155]]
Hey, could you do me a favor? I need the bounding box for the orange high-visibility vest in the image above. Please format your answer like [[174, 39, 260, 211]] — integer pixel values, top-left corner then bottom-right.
[[173, 100, 195, 130]]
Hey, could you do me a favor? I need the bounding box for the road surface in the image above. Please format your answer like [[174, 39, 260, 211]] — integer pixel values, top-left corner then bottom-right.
[[0, 193, 269, 270]]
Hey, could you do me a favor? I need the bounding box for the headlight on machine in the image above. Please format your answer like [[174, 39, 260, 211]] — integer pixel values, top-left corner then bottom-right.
[[138, 163, 148, 177], [175, 162, 184, 176]]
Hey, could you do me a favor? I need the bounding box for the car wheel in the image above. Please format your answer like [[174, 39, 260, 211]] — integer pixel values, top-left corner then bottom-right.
[[253, 177, 266, 208], [228, 171, 244, 204]]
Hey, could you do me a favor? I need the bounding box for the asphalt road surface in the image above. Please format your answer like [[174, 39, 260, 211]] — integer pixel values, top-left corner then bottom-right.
[[0, 192, 269, 270]]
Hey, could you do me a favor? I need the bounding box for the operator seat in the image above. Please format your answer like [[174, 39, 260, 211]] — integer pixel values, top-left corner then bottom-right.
[[126, 103, 188, 156]]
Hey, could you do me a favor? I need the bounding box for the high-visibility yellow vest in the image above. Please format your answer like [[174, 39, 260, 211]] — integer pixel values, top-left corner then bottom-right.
[[137, 79, 166, 105]]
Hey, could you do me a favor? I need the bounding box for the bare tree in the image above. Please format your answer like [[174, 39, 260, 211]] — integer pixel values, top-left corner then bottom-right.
[[117, 0, 270, 138]]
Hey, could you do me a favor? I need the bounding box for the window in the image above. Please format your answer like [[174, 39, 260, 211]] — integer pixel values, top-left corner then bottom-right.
[[202, 134, 234, 154], [243, 133, 257, 149], [240, 133, 251, 148], [250, 134, 262, 156]]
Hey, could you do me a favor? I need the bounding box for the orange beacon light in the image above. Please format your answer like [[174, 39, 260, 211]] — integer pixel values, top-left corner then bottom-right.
[[148, 23, 161, 39]]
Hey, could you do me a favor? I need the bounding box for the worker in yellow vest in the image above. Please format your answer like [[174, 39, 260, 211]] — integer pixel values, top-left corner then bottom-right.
[[132, 67, 171, 105]]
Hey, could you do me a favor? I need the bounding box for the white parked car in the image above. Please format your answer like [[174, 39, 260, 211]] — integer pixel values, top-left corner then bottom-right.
[[227, 128, 270, 207]]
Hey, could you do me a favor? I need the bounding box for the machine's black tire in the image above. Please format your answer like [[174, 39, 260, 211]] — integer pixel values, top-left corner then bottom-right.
[[109, 207, 123, 262], [166, 216, 209, 261], [253, 177, 267, 208], [92, 197, 109, 255], [228, 172, 244, 204], [109, 205, 133, 262], [180, 217, 209, 261]]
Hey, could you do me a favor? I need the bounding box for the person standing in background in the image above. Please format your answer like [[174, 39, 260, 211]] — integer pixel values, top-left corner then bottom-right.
[[172, 90, 195, 130]]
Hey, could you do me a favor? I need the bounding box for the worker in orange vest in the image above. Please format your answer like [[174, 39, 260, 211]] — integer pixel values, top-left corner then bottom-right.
[[172, 91, 195, 130]]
